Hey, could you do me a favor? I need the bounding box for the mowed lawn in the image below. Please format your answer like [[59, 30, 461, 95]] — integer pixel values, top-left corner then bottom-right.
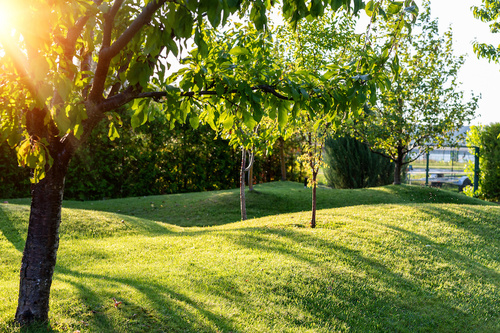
[[0, 182, 499, 332]]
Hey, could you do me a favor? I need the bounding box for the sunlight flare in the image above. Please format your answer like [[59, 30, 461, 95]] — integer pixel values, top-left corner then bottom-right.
[[0, 1, 21, 39]]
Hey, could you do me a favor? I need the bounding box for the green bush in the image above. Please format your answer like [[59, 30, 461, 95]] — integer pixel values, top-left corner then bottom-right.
[[64, 117, 243, 200], [0, 142, 30, 199], [323, 135, 394, 189], [465, 123, 500, 201]]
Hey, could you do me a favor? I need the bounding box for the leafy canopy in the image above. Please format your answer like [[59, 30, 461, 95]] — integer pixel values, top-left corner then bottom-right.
[[351, 4, 478, 167], [0, 0, 418, 183]]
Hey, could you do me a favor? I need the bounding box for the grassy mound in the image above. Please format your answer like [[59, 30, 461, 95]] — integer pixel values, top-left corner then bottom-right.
[[0, 182, 499, 332]]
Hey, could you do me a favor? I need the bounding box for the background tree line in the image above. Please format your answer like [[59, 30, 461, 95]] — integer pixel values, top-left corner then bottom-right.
[[0, 111, 304, 200]]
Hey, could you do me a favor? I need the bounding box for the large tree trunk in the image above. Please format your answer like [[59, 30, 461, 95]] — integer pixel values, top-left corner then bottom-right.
[[394, 162, 402, 185], [240, 148, 247, 221], [279, 136, 286, 181], [15, 146, 72, 325]]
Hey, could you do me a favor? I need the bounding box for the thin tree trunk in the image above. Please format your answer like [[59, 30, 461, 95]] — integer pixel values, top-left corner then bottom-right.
[[307, 132, 318, 228], [240, 148, 247, 220], [15, 148, 71, 325], [279, 136, 286, 181], [393, 146, 405, 185], [248, 162, 254, 191], [311, 170, 317, 228]]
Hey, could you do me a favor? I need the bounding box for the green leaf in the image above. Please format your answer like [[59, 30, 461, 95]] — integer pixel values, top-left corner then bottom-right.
[[56, 77, 72, 101], [180, 99, 191, 122], [243, 110, 257, 129], [127, 62, 149, 86], [222, 114, 234, 130], [278, 103, 288, 128], [32, 57, 50, 82], [229, 46, 250, 56], [98, 3, 110, 13], [26, 154, 38, 168], [175, 7, 194, 38], [189, 113, 200, 129], [144, 33, 161, 57], [369, 83, 377, 105], [365, 0, 375, 16], [309, 0, 323, 17], [387, 1, 403, 15], [207, 0, 221, 27], [108, 122, 120, 141], [52, 106, 71, 134], [194, 29, 209, 57], [291, 102, 300, 118], [131, 100, 147, 129]]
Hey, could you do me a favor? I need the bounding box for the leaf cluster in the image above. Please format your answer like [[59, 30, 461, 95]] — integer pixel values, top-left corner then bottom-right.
[[473, 0, 500, 62]]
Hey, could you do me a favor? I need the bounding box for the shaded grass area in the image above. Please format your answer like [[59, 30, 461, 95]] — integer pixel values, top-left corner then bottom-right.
[[0, 182, 499, 332], [4, 181, 489, 229]]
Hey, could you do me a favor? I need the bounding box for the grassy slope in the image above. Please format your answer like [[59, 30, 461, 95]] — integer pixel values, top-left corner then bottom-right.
[[0, 182, 499, 332]]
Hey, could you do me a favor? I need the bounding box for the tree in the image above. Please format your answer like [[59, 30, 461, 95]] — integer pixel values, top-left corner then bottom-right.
[[351, 4, 478, 185], [273, 10, 361, 228], [230, 119, 279, 220], [297, 114, 330, 228], [0, 0, 416, 325]]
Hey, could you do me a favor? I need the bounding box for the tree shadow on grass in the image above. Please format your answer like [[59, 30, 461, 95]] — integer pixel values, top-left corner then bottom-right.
[[218, 226, 499, 332], [10, 218, 499, 332], [52, 265, 239, 333], [59, 182, 493, 228]]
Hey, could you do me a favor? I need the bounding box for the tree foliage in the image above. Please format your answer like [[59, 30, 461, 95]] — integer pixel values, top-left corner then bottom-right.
[[351, 4, 478, 184], [465, 123, 500, 201], [0, 142, 30, 199], [472, 0, 500, 62]]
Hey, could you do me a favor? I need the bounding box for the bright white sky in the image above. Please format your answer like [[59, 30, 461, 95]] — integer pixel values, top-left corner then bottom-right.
[[423, 0, 499, 125]]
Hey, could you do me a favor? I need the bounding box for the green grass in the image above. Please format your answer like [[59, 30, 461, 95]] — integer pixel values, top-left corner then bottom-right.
[[0, 182, 499, 332]]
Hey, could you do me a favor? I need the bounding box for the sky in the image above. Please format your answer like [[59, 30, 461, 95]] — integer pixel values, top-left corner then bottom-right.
[[424, 0, 500, 125]]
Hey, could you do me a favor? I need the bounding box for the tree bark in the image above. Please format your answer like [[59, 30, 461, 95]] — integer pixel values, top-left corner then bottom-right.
[[248, 162, 254, 191], [279, 136, 286, 181], [393, 145, 405, 185], [311, 170, 317, 228], [15, 145, 72, 325], [394, 162, 402, 185], [240, 148, 247, 221]]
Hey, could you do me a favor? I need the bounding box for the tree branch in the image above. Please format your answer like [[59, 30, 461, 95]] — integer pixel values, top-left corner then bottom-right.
[[64, 0, 104, 57], [88, 0, 167, 102], [102, 0, 124, 49], [107, 0, 168, 58], [99, 84, 293, 113]]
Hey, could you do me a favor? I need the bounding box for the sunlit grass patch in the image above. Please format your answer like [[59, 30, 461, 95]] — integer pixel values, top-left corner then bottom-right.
[[0, 182, 498, 332]]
